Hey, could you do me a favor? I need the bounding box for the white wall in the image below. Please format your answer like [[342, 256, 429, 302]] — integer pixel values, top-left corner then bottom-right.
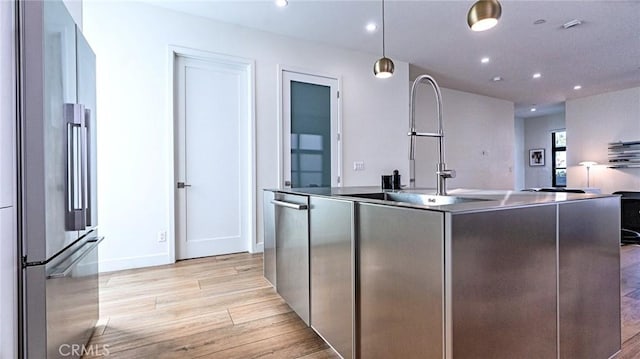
[[413, 85, 515, 190], [566, 87, 640, 194], [62, 0, 82, 29], [0, 1, 14, 209], [0, 1, 16, 357], [523, 112, 565, 188], [84, 1, 410, 271]]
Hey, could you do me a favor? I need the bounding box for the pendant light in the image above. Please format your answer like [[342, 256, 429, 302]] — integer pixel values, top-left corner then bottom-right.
[[467, 0, 502, 32], [373, 0, 394, 78]]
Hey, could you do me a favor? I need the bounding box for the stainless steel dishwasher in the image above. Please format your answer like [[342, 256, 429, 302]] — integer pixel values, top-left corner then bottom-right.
[[273, 193, 310, 325]]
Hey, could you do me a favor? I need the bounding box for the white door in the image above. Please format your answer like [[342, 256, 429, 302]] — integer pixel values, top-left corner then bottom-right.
[[282, 70, 341, 188], [175, 54, 251, 260]]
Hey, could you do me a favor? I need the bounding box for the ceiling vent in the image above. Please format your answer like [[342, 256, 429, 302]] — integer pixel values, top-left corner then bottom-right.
[[562, 19, 583, 29]]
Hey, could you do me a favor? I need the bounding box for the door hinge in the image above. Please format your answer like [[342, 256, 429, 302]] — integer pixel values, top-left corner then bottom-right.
[[337, 91, 340, 99], [337, 176, 341, 184], [337, 133, 341, 141]]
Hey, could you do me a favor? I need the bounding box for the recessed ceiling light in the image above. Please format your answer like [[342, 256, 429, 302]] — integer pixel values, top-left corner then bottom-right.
[[533, 73, 542, 79], [534, 19, 546, 25], [275, 0, 288, 7], [481, 57, 490, 64], [573, 85, 582, 90], [492, 76, 503, 82], [365, 23, 377, 32], [530, 107, 537, 112], [563, 19, 583, 29]]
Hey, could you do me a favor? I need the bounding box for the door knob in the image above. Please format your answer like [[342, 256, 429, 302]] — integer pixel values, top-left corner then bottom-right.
[[177, 182, 191, 189]]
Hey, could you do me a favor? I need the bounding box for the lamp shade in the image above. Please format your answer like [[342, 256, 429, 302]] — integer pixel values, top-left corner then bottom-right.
[[467, 0, 502, 32], [579, 161, 598, 168], [374, 57, 395, 78]]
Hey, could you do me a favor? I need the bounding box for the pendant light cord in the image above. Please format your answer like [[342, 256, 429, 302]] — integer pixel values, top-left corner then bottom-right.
[[382, 0, 386, 57]]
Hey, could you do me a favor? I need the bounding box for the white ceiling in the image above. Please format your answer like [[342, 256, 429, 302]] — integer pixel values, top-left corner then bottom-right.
[[146, 0, 640, 118]]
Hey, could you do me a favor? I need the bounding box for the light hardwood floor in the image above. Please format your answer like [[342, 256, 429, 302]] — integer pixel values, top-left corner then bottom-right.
[[85, 253, 338, 359], [87, 247, 640, 358]]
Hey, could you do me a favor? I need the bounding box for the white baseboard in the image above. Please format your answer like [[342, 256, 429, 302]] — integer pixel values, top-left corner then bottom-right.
[[250, 242, 264, 254], [98, 253, 171, 273], [99, 244, 263, 273]]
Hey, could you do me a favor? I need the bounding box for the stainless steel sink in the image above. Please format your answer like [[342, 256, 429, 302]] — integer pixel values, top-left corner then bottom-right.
[[341, 192, 488, 206]]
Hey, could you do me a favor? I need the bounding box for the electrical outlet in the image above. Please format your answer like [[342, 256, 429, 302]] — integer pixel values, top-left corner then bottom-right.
[[158, 231, 167, 242], [353, 161, 365, 171]]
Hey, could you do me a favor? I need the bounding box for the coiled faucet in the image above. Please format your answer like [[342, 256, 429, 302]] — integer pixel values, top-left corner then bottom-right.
[[408, 74, 455, 195]]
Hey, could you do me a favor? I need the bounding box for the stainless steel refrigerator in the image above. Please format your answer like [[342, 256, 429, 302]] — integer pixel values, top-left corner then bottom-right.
[[18, 1, 103, 358]]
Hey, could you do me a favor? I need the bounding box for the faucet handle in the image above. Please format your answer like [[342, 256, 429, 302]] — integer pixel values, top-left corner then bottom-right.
[[438, 169, 456, 179]]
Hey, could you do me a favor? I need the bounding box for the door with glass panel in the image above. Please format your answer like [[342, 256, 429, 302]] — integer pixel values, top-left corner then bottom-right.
[[282, 70, 340, 188]]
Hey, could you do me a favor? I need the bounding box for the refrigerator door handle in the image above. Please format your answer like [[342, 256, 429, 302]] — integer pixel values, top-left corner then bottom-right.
[[64, 103, 87, 230], [47, 237, 104, 279], [84, 108, 93, 226]]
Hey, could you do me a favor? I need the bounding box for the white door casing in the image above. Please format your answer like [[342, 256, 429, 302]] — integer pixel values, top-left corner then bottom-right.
[[173, 50, 255, 260], [279, 68, 341, 188]]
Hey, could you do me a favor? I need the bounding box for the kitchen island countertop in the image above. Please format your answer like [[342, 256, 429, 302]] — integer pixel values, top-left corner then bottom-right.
[[268, 186, 617, 213]]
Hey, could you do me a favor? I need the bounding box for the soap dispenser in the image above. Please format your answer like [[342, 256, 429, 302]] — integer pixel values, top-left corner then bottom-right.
[[392, 169, 401, 190]]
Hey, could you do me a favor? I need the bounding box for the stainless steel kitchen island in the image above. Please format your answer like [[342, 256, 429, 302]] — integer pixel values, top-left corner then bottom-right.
[[263, 187, 621, 359]]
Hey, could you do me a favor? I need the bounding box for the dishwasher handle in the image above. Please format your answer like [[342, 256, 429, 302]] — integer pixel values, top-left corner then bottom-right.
[[271, 199, 308, 210]]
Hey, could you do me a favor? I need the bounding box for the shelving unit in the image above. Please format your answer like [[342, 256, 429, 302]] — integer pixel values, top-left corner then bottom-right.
[[608, 141, 640, 168]]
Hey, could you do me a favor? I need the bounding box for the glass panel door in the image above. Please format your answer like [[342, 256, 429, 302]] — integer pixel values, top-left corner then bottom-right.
[[282, 71, 340, 188], [290, 81, 331, 188]]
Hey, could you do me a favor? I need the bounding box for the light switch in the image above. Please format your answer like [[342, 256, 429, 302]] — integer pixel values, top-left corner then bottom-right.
[[353, 161, 365, 171]]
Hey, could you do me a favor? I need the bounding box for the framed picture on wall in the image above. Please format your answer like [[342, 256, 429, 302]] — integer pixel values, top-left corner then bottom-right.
[[529, 149, 545, 166]]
